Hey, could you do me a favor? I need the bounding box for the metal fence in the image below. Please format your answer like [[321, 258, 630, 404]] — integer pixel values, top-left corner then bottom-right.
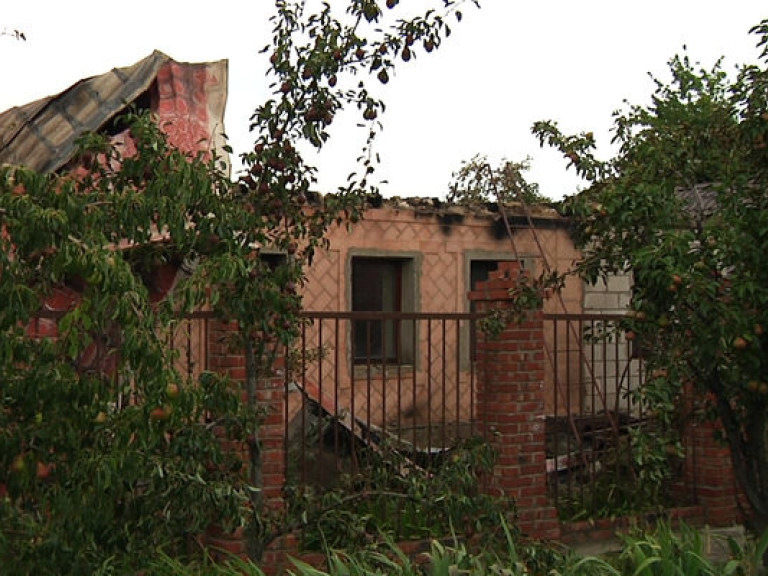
[[544, 313, 696, 517], [26, 308, 697, 518], [286, 311, 483, 488]]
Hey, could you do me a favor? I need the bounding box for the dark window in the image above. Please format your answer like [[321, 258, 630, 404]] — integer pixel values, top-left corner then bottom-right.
[[351, 257, 412, 363], [260, 252, 287, 270], [470, 260, 500, 293]]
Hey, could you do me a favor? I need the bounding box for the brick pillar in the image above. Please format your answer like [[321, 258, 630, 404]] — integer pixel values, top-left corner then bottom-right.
[[205, 319, 289, 566], [685, 419, 743, 525], [468, 261, 560, 540], [255, 355, 293, 574]]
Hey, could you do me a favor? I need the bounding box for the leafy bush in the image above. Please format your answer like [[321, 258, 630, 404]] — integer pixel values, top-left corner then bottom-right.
[[285, 437, 511, 551], [286, 521, 768, 576]]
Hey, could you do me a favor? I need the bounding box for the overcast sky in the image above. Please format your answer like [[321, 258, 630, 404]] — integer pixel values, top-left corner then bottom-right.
[[2, 2, 766, 200]]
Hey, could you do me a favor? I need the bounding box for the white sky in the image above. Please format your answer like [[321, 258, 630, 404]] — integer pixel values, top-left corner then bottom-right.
[[2, 1, 766, 200]]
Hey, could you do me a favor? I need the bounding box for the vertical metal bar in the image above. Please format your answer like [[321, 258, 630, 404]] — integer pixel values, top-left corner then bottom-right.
[[411, 318, 418, 449], [299, 319, 307, 485], [595, 318, 603, 495], [366, 320, 375, 446], [593, 319, 599, 419], [469, 316, 477, 439], [186, 319, 193, 380], [350, 318, 358, 474], [317, 317, 325, 470], [334, 317, 341, 474], [613, 319, 622, 495], [552, 317, 559, 505], [284, 316, 291, 487], [382, 318, 388, 440], [441, 318, 447, 452], [614, 318, 621, 416], [396, 321, 403, 445], [426, 319, 433, 459], [455, 318, 461, 445], [395, 318, 403, 536], [563, 317, 571, 506]]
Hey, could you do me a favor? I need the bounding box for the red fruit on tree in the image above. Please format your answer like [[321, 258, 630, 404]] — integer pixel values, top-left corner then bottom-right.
[[36, 461, 52, 480], [150, 406, 171, 422]]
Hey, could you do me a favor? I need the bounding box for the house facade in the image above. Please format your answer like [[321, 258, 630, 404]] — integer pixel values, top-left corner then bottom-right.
[[303, 198, 581, 317], [287, 199, 584, 455]]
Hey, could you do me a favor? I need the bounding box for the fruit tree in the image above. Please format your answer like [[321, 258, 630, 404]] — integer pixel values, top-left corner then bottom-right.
[[533, 19, 768, 535], [0, 1, 476, 572]]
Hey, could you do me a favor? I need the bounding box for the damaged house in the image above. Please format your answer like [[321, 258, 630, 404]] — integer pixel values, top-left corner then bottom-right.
[[288, 196, 589, 484], [1, 52, 635, 508], [0, 50, 229, 380]]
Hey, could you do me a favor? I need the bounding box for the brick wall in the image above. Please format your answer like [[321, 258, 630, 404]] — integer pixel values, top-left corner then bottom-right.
[[204, 319, 288, 564], [682, 420, 744, 525]]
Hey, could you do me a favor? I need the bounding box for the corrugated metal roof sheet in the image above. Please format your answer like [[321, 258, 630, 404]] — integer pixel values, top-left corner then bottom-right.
[[0, 50, 228, 174]]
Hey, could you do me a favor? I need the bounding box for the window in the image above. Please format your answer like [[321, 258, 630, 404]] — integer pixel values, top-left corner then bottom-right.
[[351, 257, 414, 364]]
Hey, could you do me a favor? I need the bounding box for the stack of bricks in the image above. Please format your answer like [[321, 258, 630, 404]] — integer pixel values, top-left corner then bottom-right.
[[468, 261, 560, 540]]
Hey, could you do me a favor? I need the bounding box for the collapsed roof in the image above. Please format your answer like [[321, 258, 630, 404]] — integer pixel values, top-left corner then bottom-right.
[[0, 50, 229, 173]]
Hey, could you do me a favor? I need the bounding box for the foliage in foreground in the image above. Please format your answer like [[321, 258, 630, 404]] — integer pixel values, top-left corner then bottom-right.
[[283, 521, 768, 576], [0, 0, 478, 572], [282, 438, 509, 552]]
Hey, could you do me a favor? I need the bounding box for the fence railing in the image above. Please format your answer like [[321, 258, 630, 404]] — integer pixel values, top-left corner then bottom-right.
[[286, 311, 483, 488], [26, 308, 699, 519], [543, 313, 697, 517]]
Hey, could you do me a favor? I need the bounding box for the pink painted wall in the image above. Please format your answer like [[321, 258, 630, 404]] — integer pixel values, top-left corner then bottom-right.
[[294, 203, 583, 424]]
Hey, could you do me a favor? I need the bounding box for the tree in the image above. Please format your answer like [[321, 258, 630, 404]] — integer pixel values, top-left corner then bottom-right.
[[533, 19, 768, 536], [448, 154, 549, 207], [0, 28, 25, 41], [0, 1, 476, 572]]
